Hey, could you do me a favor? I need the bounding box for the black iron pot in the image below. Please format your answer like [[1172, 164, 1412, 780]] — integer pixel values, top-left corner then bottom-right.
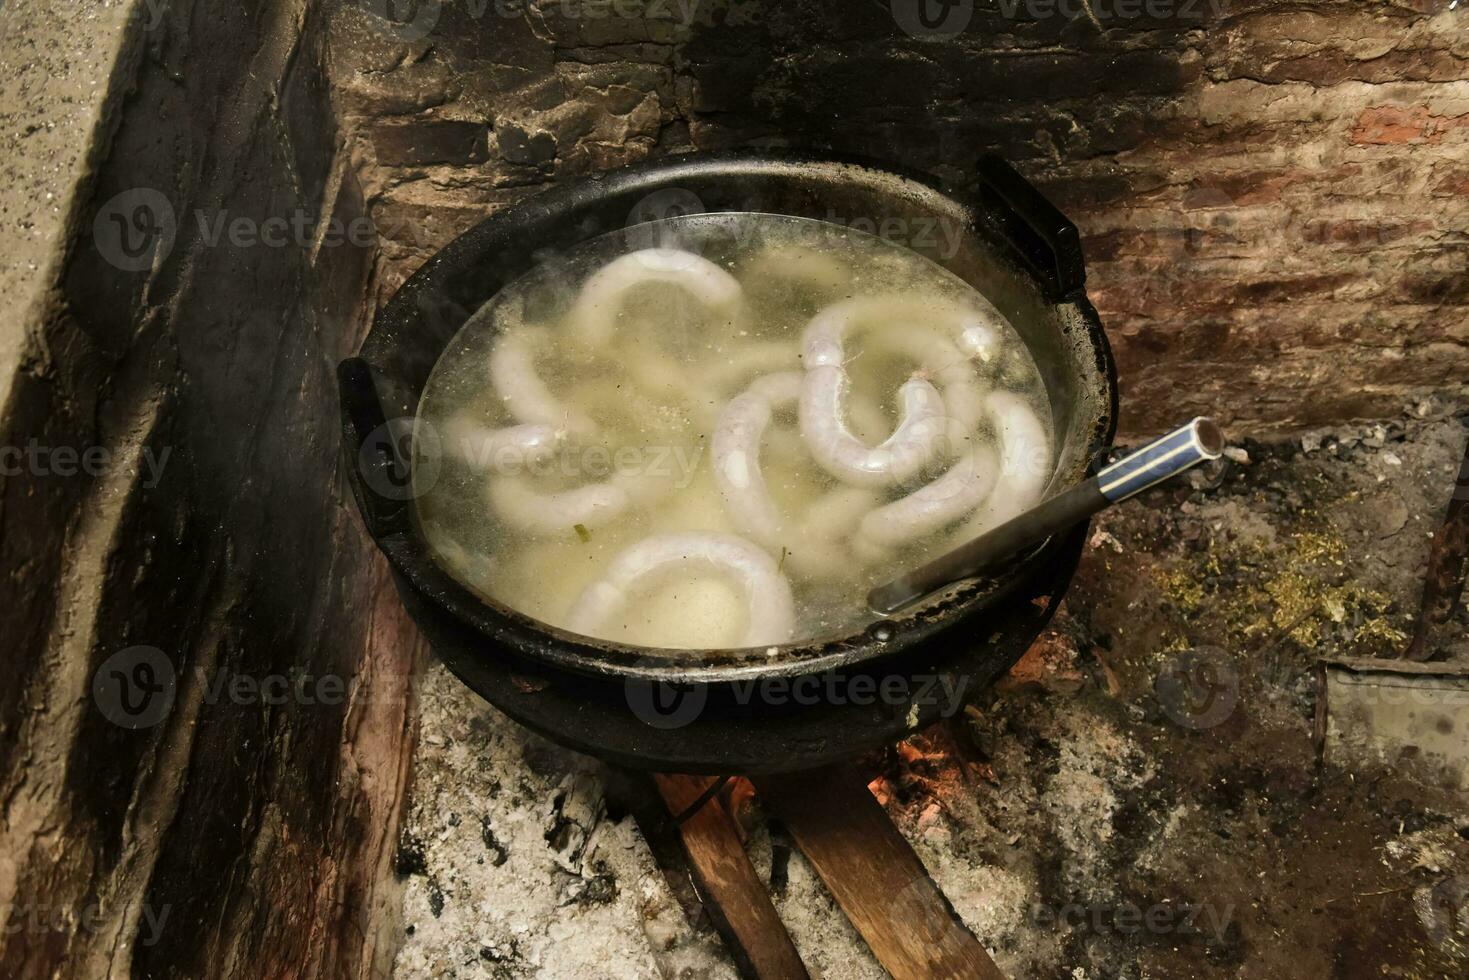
[[338, 149, 1117, 773]]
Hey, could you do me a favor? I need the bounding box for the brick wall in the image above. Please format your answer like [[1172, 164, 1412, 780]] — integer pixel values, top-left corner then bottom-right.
[[328, 0, 1469, 436]]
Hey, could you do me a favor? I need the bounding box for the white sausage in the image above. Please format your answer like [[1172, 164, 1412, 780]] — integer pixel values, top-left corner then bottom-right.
[[802, 294, 1005, 370], [442, 415, 561, 474], [745, 369, 803, 405], [489, 330, 595, 437], [489, 476, 629, 537], [713, 388, 786, 544], [712, 372, 817, 547], [738, 371, 807, 463], [567, 248, 745, 347], [858, 444, 1000, 549], [861, 391, 1049, 555], [798, 294, 1006, 487], [785, 485, 884, 579], [565, 532, 796, 647], [861, 326, 987, 435], [799, 366, 948, 488], [741, 243, 850, 296], [712, 373, 880, 579], [957, 391, 1052, 539], [486, 451, 681, 536]]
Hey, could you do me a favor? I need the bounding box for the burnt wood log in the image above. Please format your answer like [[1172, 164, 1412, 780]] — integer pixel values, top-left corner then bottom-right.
[[755, 766, 1006, 980], [654, 775, 810, 980]]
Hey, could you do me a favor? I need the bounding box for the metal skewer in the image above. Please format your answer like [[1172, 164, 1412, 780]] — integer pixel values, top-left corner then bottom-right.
[[867, 417, 1226, 616]]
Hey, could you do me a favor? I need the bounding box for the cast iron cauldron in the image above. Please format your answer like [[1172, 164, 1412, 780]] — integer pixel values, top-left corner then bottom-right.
[[338, 150, 1117, 773]]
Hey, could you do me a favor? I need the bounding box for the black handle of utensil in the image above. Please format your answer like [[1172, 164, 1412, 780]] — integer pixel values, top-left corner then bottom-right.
[[974, 154, 1086, 300], [337, 357, 413, 541]]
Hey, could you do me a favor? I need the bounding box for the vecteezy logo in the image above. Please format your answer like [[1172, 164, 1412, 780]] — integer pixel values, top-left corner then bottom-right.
[[626, 188, 706, 231], [359, 0, 442, 43], [93, 189, 177, 272], [1155, 645, 1239, 730], [358, 416, 441, 502], [625, 675, 709, 730], [890, 0, 974, 39], [624, 188, 708, 266], [93, 646, 176, 729]]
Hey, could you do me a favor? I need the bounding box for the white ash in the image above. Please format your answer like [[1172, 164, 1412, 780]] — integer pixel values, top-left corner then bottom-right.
[[393, 665, 738, 979]]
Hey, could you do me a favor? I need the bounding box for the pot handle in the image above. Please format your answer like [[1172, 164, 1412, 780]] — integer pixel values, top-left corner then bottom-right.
[[337, 357, 412, 542], [974, 154, 1086, 300]]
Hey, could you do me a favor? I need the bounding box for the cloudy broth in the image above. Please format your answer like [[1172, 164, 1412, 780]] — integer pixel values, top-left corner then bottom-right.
[[412, 213, 1053, 650]]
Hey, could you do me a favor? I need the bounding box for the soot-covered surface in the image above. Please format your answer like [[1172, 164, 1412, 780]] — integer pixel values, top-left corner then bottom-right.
[[394, 401, 1468, 978]]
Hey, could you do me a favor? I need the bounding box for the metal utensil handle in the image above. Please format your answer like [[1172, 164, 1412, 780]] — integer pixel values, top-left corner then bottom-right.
[[1097, 417, 1225, 502]]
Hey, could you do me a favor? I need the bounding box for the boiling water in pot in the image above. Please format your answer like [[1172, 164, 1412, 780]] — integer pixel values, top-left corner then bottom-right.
[[412, 213, 1053, 650]]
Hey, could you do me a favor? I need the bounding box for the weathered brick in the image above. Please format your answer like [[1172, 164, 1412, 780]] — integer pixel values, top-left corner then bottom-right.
[[1207, 9, 1469, 86], [493, 118, 558, 165], [1432, 167, 1469, 197], [1190, 165, 1362, 206], [1350, 105, 1469, 145], [370, 118, 490, 166]]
